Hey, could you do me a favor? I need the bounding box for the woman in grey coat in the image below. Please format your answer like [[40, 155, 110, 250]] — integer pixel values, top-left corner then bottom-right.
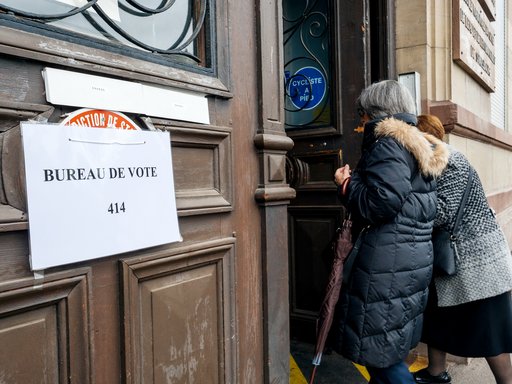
[[414, 114, 512, 384]]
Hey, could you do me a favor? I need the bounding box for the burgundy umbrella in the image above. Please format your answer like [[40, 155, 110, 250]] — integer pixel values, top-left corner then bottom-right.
[[309, 214, 354, 384]]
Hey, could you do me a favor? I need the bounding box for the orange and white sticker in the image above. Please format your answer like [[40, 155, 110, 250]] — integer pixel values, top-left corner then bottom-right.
[[60, 108, 140, 130]]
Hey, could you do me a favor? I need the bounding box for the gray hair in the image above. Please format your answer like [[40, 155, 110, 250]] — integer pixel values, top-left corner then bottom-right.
[[357, 80, 416, 119]]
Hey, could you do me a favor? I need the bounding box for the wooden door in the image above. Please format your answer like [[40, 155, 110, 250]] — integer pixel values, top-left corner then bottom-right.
[[285, 0, 394, 342], [0, 0, 276, 382]]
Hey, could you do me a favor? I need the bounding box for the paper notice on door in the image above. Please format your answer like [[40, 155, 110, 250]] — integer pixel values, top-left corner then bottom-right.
[[21, 123, 182, 270], [55, 0, 120, 21]]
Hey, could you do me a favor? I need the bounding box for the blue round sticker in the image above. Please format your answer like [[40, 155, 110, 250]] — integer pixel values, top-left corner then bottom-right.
[[287, 66, 326, 110]]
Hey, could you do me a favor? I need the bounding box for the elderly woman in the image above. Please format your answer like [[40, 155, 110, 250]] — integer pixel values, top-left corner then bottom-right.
[[333, 80, 449, 384], [414, 114, 512, 384]]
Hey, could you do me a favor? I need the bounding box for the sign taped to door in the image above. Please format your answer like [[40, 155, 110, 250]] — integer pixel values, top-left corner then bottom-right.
[[286, 66, 326, 110], [21, 123, 181, 270]]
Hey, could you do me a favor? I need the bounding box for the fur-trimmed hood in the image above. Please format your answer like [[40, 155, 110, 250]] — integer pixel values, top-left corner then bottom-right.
[[374, 117, 449, 178]]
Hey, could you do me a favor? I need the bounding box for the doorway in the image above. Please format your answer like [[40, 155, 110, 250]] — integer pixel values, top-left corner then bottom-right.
[[284, 0, 395, 343]]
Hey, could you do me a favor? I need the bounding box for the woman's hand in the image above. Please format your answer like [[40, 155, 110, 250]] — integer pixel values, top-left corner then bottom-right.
[[334, 164, 351, 186]]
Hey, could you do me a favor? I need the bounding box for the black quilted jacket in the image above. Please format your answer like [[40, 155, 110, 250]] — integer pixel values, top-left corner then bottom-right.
[[335, 114, 449, 368]]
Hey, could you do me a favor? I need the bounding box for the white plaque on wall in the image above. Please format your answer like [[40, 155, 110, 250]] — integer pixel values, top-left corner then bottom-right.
[[21, 123, 182, 270], [42, 68, 210, 125]]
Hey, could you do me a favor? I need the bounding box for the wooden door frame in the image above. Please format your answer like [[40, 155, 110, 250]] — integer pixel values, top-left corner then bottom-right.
[[369, 0, 396, 82], [254, 1, 296, 383]]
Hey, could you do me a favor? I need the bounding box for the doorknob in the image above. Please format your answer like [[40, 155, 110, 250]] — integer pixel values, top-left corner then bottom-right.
[[286, 156, 309, 188]]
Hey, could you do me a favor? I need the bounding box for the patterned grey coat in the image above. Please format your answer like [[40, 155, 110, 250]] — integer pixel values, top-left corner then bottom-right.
[[434, 148, 512, 307]]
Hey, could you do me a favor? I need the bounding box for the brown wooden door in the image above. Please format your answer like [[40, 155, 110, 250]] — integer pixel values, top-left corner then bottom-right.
[[0, 0, 277, 382], [0, 60, 239, 384], [285, 0, 394, 342]]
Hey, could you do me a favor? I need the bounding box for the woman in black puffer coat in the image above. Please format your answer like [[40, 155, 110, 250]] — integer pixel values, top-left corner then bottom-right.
[[334, 80, 449, 384]]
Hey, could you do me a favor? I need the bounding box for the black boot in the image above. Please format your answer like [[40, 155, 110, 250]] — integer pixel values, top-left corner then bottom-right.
[[413, 368, 452, 384]]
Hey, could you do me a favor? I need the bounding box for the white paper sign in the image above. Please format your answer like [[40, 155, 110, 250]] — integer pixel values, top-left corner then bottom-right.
[[21, 123, 181, 270]]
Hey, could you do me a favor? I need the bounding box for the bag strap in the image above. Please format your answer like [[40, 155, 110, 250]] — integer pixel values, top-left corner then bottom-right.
[[341, 225, 368, 282], [452, 167, 474, 236]]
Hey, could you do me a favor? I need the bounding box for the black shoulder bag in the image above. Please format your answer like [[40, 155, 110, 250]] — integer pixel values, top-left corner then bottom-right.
[[432, 168, 474, 276]]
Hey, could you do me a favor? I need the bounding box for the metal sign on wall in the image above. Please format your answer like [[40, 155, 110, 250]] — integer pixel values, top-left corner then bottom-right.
[[453, 0, 495, 92]]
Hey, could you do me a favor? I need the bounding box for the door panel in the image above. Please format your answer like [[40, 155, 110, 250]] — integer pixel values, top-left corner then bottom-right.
[[0, 268, 91, 383], [121, 238, 236, 384], [0, 307, 59, 384], [289, 208, 339, 318]]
